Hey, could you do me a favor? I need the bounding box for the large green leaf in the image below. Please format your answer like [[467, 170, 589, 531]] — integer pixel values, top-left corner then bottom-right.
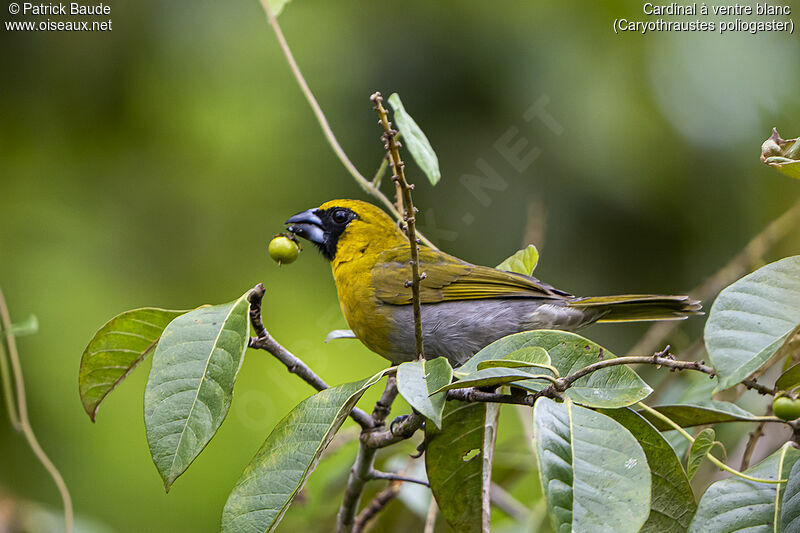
[[705, 256, 800, 391], [533, 398, 651, 533], [425, 401, 486, 533], [396, 357, 452, 429], [781, 456, 800, 532], [600, 408, 696, 533], [638, 401, 772, 430], [460, 330, 652, 408], [689, 442, 800, 532], [496, 245, 539, 275], [144, 293, 250, 490], [686, 428, 715, 481], [221, 371, 388, 533], [388, 93, 441, 186], [79, 308, 186, 421]]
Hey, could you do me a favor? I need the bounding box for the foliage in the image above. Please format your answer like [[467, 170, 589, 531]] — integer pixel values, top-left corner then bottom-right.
[[67, 72, 800, 532], [65, 4, 800, 526]]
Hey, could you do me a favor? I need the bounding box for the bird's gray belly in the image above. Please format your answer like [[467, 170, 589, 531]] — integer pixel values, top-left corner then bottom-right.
[[385, 298, 596, 366]]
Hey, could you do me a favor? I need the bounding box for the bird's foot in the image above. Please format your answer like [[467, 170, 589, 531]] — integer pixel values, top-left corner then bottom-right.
[[389, 414, 410, 434], [410, 440, 426, 459]]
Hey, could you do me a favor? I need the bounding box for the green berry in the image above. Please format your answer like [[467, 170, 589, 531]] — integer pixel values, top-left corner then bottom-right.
[[269, 236, 299, 265], [772, 396, 800, 421]]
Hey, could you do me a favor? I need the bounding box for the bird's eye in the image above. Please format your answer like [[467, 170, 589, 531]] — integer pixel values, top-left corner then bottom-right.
[[332, 209, 349, 224]]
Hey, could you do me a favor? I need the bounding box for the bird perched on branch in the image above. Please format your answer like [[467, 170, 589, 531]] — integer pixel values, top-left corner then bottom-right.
[[287, 199, 701, 366]]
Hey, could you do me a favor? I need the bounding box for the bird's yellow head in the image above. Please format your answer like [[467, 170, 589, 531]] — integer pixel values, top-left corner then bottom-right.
[[286, 199, 407, 262]]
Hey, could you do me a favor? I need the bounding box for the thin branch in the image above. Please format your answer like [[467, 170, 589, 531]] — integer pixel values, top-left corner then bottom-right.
[[257, 0, 436, 249], [447, 350, 781, 409], [372, 92, 424, 360], [556, 352, 778, 396], [632, 198, 800, 355], [0, 288, 73, 533], [367, 470, 429, 487], [247, 284, 374, 429], [490, 482, 528, 523], [337, 377, 400, 533], [0, 316, 20, 431], [337, 442, 378, 533], [360, 412, 425, 448], [424, 499, 438, 533], [352, 479, 403, 533], [740, 420, 767, 471], [447, 388, 537, 407]]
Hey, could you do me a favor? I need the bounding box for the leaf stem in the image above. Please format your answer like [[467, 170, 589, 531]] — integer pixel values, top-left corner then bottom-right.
[[372, 155, 389, 188], [636, 402, 783, 485], [257, 0, 436, 248], [0, 288, 73, 533]]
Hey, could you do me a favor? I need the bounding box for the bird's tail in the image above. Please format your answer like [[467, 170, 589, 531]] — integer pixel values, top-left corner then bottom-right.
[[568, 294, 702, 323]]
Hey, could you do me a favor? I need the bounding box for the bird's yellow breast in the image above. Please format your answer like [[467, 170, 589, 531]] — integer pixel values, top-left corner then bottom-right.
[[327, 211, 408, 359]]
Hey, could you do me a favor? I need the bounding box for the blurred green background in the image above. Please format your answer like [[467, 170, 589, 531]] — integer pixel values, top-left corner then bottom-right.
[[1, 0, 799, 531]]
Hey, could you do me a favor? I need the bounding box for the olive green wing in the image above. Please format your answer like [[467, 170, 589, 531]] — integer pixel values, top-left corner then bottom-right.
[[371, 245, 570, 305]]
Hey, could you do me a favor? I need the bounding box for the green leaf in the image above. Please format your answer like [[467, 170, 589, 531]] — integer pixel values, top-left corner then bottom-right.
[[686, 428, 715, 481], [222, 371, 388, 533], [705, 256, 800, 391], [323, 329, 356, 343], [689, 442, 800, 533], [762, 129, 800, 180], [388, 93, 441, 186], [475, 346, 551, 371], [780, 456, 800, 532], [396, 357, 452, 429], [533, 398, 651, 533], [436, 367, 554, 394], [638, 401, 770, 430], [778, 363, 800, 393], [496, 244, 539, 275], [443, 347, 552, 392], [144, 293, 250, 490], [600, 408, 696, 533], [426, 401, 485, 533], [2, 314, 38, 337], [773, 324, 800, 391], [459, 330, 652, 408], [79, 308, 186, 422]]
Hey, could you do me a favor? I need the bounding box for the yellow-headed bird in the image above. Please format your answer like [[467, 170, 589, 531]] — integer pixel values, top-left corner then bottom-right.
[[287, 199, 700, 366]]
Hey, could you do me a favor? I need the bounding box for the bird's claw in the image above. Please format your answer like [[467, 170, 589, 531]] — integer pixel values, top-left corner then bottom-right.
[[410, 440, 426, 459], [389, 414, 410, 435]]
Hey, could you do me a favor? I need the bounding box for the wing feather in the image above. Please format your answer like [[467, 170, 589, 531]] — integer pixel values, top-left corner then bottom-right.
[[372, 246, 570, 305]]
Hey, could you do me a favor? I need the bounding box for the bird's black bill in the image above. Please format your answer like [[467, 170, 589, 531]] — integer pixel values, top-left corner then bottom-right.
[[286, 209, 325, 244]]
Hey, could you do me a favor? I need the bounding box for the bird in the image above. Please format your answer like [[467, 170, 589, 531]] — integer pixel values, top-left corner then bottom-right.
[[286, 199, 701, 366]]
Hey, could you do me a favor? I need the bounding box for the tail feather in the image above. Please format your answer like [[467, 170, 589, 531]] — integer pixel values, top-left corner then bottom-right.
[[569, 294, 702, 323]]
